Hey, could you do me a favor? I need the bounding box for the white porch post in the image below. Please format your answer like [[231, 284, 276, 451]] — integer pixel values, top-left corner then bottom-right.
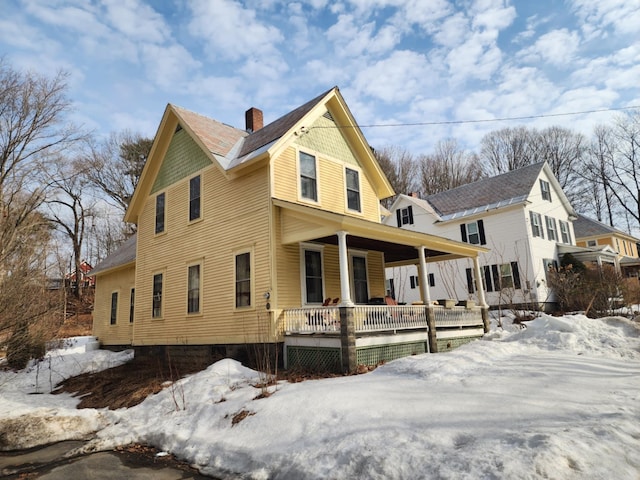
[[337, 231, 354, 307], [473, 256, 488, 307], [417, 246, 431, 305]]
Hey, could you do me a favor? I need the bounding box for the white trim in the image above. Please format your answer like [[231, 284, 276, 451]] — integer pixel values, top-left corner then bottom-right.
[[186, 259, 203, 316], [296, 148, 321, 206], [233, 247, 255, 311], [300, 243, 326, 305], [344, 165, 363, 214]]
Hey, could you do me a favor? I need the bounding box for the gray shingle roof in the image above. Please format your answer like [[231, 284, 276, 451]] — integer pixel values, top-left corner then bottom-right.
[[573, 214, 632, 239], [425, 162, 546, 216], [91, 233, 137, 275]]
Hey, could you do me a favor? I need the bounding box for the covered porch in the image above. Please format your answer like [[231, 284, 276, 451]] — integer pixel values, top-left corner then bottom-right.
[[272, 199, 489, 373]]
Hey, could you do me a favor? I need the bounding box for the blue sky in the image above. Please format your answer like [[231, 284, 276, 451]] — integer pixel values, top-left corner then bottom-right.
[[1, 0, 638, 154]]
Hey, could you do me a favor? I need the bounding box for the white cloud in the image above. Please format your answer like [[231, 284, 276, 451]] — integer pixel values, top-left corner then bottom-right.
[[325, 14, 401, 58], [102, 0, 169, 43], [518, 28, 581, 67], [570, 0, 640, 37], [186, 0, 284, 61], [140, 43, 201, 89]]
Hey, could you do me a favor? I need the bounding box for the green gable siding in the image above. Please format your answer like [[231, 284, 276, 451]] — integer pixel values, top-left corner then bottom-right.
[[294, 113, 358, 166], [151, 129, 213, 193]]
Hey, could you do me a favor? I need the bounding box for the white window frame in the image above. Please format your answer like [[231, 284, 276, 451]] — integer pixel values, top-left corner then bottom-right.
[[152, 271, 164, 319], [110, 290, 118, 325], [545, 216, 557, 241], [187, 261, 203, 315], [540, 179, 551, 201], [499, 263, 514, 289], [344, 166, 361, 213], [530, 211, 544, 238], [298, 150, 319, 203], [559, 220, 571, 244], [234, 248, 254, 310], [300, 243, 325, 305], [466, 221, 481, 245], [349, 251, 369, 304]]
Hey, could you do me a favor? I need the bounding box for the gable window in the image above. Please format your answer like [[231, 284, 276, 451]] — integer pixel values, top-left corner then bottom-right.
[[545, 216, 558, 241], [129, 288, 135, 323], [530, 211, 544, 238], [235, 252, 251, 308], [152, 273, 163, 318], [303, 248, 324, 304], [587, 240, 597, 247], [559, 220, 571, 244], [396, 206, 414, 226], [345, 168, 361, 212], [110, 292, 118, 325], [461, 219, 486, 245], [155, 193, 166, 234], [187, 264, 201, 314], [189, 175, 201, 221], [351, 255, 369, 304], [299, 151, 317, 201], [540, 179, 551, 201]]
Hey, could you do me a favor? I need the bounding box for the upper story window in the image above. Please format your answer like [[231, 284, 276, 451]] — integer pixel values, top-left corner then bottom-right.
[[461, 219, 486, 245], [540, 179, 552, 201], [299, 151, 317, 201], [152, 273, 163, 318], [345, 168, 361, 212], [559, 220, 571, 244], [545, 216, 557, 241], [189, 175, 201, 221], [155, 192, 165, 234], [396, 206, 414, 226], [530, 211, 544, 238]]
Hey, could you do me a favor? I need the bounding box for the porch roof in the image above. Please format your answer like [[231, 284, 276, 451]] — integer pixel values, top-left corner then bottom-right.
[[273, 199, 487, 265]]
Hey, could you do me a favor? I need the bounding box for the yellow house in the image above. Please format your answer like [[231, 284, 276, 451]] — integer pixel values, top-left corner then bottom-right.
[[92, 87, 488, 372]]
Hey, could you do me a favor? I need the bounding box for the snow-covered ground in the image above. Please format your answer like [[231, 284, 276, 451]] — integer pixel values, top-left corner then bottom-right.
[[1, 315, 639, 479]]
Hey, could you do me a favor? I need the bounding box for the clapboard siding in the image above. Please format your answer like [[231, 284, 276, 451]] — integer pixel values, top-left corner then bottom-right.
[[92, 265, 135, 345]]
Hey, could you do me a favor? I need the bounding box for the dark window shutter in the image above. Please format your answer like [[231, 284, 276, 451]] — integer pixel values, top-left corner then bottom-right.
[[483, 265, 493, 292], [410, 276, 415, 289], [408, 205, 414, 224], [460, 224, 467, 243], [396, 209, 402, 227], [466, 268, 474, 294], [478, 219, 486, 245], [429, 273, 435, 287], [492, 264, 500, 290], [511, 262, 521, 289]]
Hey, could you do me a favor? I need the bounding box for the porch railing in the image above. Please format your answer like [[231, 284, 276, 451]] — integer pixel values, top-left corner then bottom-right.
[[283, 307, 340, 333], [432, 305, 483, 328], [353, 305, 428, 332]]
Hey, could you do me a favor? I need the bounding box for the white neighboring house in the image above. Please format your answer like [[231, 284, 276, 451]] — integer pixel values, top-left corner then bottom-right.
[[384, 162, 577, 310]]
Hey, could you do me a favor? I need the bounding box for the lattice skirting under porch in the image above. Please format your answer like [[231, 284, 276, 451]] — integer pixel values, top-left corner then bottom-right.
[[437, 335, 482, 352], [356, 341, 427, 366], [286, 346, 342, 372]]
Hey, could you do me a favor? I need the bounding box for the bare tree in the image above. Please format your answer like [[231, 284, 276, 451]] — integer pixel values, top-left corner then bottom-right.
[[479, 126, 537, 175], [419, 139, 484, 196], [373, 146, 419, 207], [581, 125, 618, 225], [85, 130, 152, 218]]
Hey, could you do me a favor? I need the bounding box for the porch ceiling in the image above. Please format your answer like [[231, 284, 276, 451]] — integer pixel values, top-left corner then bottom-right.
[[273, 198, 487, 264]]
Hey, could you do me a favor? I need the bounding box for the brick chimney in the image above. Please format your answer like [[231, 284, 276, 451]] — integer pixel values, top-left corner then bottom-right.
[[409, 192, 420, 198], [245, 107, 263, 133]]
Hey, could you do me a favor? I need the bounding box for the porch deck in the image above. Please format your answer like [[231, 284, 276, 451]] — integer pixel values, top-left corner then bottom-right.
[[282, 304, 486, 371]]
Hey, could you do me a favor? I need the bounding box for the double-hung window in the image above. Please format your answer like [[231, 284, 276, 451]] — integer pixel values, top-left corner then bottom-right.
[[189, 175, 201, 221], [530, 211, 544, 238], [299, 151, 317, 201], [559, 220, 571, 244], [545, 216, 558, 241], [110, 292, 118, 325], [540, 179, 551, 201], [155, 193, 165, 234], [351, 255, 369, 304], [152, 273, 163, 318], [235, 252, 251, 308], [187, 264, 201, 314], [303, 249, 324, 304], [345, 168, 361, 212], [129, 288, 135, 323], [461, 220, 486, 245]]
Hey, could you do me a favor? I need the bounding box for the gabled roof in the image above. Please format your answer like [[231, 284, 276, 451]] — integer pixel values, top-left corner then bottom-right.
[[125, 87, 393, 223], [91, 234, 137, 276], [423, 162, 575, 221], [573, 214, 640, 242]]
